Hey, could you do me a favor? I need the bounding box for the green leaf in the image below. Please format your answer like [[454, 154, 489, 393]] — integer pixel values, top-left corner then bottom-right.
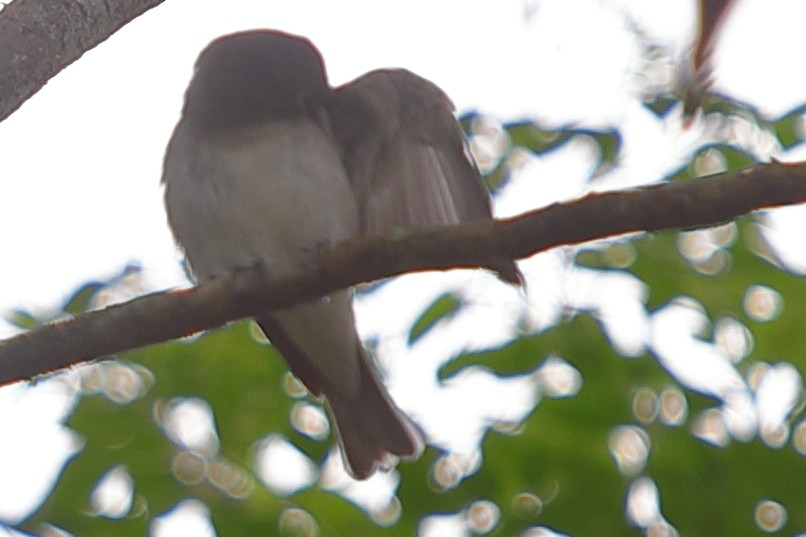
[[669, 143, 759, 182], [61, 282, 105, 315], [698, 92, 763, 123], [588, 129, 622, 175], [709, 144, 758, 171], [648, 425, 806, 535], [3, 308, 40, 329], [643, 95, 679, 117], [408, 292, 462, 345], [505, 122, 571, 155], [771, 104, 806, 149]]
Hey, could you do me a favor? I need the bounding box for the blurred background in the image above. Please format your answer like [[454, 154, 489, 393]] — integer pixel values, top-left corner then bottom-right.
[[0, 0, 805, 536]]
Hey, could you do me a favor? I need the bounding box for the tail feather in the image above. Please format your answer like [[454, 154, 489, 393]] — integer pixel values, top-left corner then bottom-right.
[[258, 313, 422, 479], [326, 352, 423, 478]]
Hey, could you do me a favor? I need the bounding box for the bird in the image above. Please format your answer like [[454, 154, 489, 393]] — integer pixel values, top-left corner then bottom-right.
[[163, 29, 519, 479]]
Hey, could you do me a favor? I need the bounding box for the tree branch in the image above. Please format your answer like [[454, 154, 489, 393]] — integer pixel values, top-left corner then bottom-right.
[[1, 160, 805, 385], [0, 0, 164, 123]]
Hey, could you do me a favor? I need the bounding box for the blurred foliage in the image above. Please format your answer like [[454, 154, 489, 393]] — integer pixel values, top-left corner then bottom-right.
[[15, 214, 806, 535], [407, 292, 463, 345], [459, 114, 623, 192], [14, 109, 806, 536]]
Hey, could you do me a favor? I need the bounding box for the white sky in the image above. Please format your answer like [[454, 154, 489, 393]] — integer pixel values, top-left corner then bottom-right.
[[0, 0, 805, 531]]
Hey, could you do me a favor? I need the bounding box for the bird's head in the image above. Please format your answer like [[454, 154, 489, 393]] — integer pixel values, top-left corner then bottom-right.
[[183, 30, 329, 129]]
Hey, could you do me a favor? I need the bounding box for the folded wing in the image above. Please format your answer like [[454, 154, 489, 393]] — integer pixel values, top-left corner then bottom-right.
[[327, 69, 520, 284], [327, 69, 493, 231]]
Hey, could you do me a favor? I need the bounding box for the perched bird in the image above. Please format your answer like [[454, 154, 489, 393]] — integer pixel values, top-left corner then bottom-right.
[[163, 30, 518, 478]]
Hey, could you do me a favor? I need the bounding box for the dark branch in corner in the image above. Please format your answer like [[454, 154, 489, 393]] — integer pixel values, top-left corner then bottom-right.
[[1, 160, 805, 385], [0, 0, 164, 123]]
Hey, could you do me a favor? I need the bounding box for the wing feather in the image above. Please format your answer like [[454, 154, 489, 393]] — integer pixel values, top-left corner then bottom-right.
[[328, 69, 491, 234], [327, 69, 521, 283]]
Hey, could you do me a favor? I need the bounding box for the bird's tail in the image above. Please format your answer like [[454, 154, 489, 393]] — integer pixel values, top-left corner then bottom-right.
[[258, 313, 422, 479], [325, 350, 423, 479]]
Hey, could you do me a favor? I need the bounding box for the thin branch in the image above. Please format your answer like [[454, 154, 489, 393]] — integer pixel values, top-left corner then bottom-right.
[[0, 0, 164, 123], [1, 161, 804, 385]]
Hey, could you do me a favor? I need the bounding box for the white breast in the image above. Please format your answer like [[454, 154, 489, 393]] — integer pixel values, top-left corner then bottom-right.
[[164, 119, 359, 281]]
